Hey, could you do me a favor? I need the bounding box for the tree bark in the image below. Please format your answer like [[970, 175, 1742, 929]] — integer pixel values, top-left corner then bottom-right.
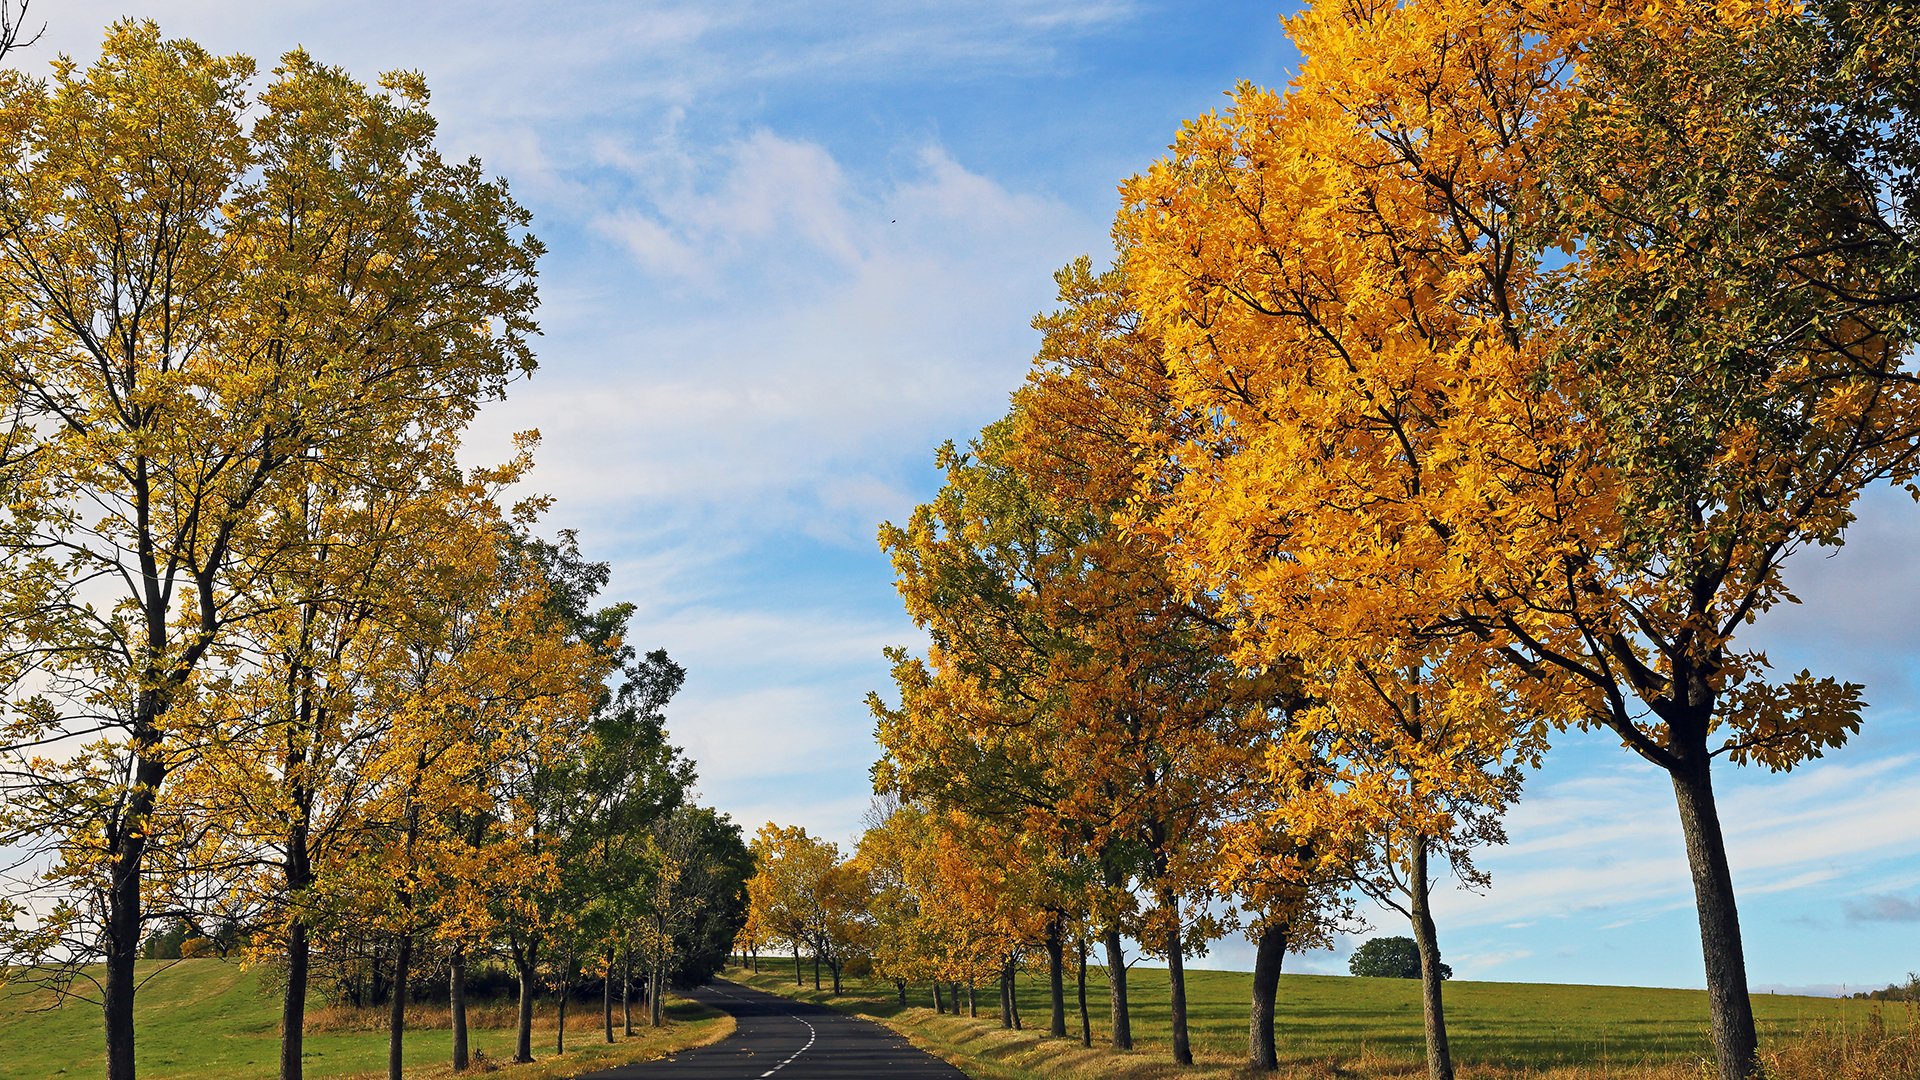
[[896, 980, 907, 1006], [1670, 757, 1760, 1079], [1006, 960, 1021, 1030], [282, 915, 310, 1080], [387, 931, 412, 1080], [934, 981, 945, 1014], [514, 945, 538, 1063], [650, 933, 666, 1028], [1104, 927, 1132, 1050], [1249, 921, 1288, 1070], [281, 680, 319, 1080], [794, 941, 803, 985], [1409, 841, 1455, 1080], [623, 944, 634, 1036], [967, 982, 977, 1018], [103, 745, 167, 1080], [603, 947, 615, 1043], [1045, 914, 1067, 1037], [450, 948, 470, 1072], [1164, 897, 1191, 1066], [1076, 936, 1091, 1047], [556, 955, 571, 1056]]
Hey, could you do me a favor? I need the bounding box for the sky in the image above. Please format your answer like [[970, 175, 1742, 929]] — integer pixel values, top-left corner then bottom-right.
[[21, 1, 1919, 996]]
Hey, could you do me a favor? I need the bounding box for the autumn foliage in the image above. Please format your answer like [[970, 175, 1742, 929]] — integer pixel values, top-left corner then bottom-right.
[[827, 1, 1920, 1079], [0, 21, 749, 1080]]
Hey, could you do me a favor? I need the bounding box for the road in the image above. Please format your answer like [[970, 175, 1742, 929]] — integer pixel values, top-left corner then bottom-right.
[[573, 979, 971, 1080]]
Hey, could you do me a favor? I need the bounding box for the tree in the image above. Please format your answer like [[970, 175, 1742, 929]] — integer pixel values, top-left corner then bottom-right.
[[566, 650, 695, 1044], [1116, 2, 1920, 1077], [746, 824, 840, 988], [878, 392, 1277, 1064], [0, 24, 539, 1080], [472, 529, 631, 1065], [1350, 937, 1450, 981]]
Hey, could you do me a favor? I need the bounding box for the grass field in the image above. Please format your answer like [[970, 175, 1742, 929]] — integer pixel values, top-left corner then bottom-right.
[[726, 961, 1920, 1079], [0, 959, 732, 1080]]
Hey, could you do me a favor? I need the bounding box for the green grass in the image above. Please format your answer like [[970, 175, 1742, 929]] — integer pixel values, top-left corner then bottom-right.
[[0, 959, 731, 1080], [727, 961, 1913, 1078]]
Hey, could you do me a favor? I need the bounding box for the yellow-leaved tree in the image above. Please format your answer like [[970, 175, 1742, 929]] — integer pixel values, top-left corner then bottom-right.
[[0, 23, 539, 1080], [1118, 0, 1920, 1076]]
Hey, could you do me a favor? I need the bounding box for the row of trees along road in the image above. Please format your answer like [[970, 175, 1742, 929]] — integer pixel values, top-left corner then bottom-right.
[[0, 19, 754, 1080], [746, 3, 1920, 1080]]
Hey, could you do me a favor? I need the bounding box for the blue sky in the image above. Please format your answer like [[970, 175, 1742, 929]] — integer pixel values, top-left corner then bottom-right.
[[30, 1, 1919, 995]]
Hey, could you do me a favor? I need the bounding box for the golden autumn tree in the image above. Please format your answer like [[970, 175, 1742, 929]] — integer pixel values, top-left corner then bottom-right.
[[1118, 0, 1920, 1076], [853, 797, 945, 1007], [0, 23, 539, 1080], [172, 451, 511, 1080], [452, 527, 624, 1067], [1014, 256, 1358, 1067], [746, 822, 841, 988], [879, 387, 1282, 1064]]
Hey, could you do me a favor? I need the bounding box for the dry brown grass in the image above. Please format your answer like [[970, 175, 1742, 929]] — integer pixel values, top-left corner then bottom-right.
[[1756, 1000, 1920, 1080], [312, 997, 737, 1080], [306, 1000, 594, 1034]]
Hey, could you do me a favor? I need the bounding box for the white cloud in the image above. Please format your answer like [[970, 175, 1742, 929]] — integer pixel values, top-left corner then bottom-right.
[[465, 129, 1101, 556], [1434, 750, 1920, 932]]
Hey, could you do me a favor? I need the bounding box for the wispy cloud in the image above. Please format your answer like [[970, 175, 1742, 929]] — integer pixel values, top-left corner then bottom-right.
[[1843, 893, 1920, 924], [1435, 752, 1920, 931]]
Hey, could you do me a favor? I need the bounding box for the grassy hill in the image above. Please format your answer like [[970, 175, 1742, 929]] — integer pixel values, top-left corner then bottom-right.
[[7, 957, 1912, 1078], [727, 962, 1919, 1078], [0, 959, 730, 1080]]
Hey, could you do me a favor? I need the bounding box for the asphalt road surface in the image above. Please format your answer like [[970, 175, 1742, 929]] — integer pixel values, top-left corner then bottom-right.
[[573, 979, 971, 1079]]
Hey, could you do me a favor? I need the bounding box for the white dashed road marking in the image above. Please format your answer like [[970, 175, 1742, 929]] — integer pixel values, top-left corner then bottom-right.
[[757, 1014, 816, 1078]]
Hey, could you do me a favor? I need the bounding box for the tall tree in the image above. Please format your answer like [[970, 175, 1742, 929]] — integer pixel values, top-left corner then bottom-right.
[[0, 25, 538, 1080], [1117, 1, 1920, 1076]]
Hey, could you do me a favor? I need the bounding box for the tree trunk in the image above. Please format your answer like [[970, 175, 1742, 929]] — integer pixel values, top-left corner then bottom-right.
[[1104, 927, 1132, 1050], [1164, 897, 1192, 1066], [793, 941, 802, 985], [1409, 841, 1455, 1080], [623, 945, 634, 1037], [103, 746, 167, 1080], [282, 915, 310, 1080], [812, 949, 821, 990], [603, 947, 615, 1043], [934, 981, 945, 1014], [896, 980, 907, 1006], [514, 947, 538, 1063], [387, 931, 412, 1080], [1671, 757, 1760, 1079], [556, 955, 571, 1056], [1045, 915, 1067, 1037], [1006, 960, 1021, 1030], [1076, 936, 1091, 1048], [451, 948, 470, 1072], [831, 959, 841, 995], [650, 935, 666, 1028], [967, 982, 976, 1018], [1249, 921, 1288, 1070]]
